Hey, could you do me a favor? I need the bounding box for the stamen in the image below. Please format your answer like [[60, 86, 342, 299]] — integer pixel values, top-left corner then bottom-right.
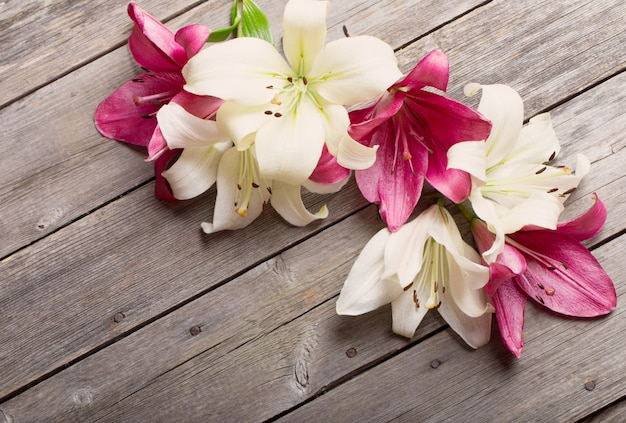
[[264, 110, 273, 115], [252, 182, 260, 188], [141, 114, 154, 119], [560, 260, 569, 270], [287, 77, 293, 83], [549, 151, 556, 161], [535, 295, 545, 304], [535, 166, 547, 174], [561, 187, 576, 196], [343, 25, 351, 37], [274, 112, 282, 118], [547, 188, 558, 193], [266, 85, 274, 89], [546, 265, 556, 271], [132, 78, 145, 83], [537, 282, 545, 289], [133, 91, 177, 106], [302, 76, 308, 85], [403, 282, 414, 291]]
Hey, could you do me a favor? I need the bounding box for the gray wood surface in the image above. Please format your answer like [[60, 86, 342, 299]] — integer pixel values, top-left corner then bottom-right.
[[0, 0, 624, 421]]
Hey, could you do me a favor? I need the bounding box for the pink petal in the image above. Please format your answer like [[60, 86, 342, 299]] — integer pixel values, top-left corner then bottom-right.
[[146, 126, 168, 161], [95, 72, 182, 146], [171, 90, 223, 119], [490, 279, 526, 358], [154, 148, 180, 202], [309, 145, 350, 185], [127, 2, 188, 72], [398, 49, 449, 92], [348, 90, 405, 142], [174, 24, 211, 58], [511, 231, 617, 317], [355, 120, 428, 231], [556, 193, 606, 241]]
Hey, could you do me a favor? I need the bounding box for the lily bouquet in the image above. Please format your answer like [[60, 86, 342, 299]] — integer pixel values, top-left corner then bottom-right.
[[96, 0, 616, 357]]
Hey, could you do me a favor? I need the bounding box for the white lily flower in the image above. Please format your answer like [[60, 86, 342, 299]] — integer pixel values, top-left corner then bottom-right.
[[181, 0, 402, 184], [336, 204, 492, 349], [448, 84, 590, 263]]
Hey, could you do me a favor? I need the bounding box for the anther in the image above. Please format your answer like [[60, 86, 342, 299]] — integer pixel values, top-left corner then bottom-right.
[[434, 301, 442, 310], [535, 166, 547, 174], [535, 295, 545, 304], [252, 182, 260, 188], [560, 260, 569, 270], [403, 282, 413, 291], [132, 78, 145, 83], [547, 188, 558, 193], [267, 186, 272, 195], [538, 282, 545, 289], [302, 76, 308, 85], [266, 85, 274, 89], [549, 151, 556, 161], [264, 110, 273, 115], [547, 266, 556, 271], [237, 184, 242, 190], [141, 114, 154, 119], [343, 25, 351, 37], [274, 112, 282, 118], [562, 187, 576, 196], [434, 281, 438, 292], [287, 77, 293, 83]]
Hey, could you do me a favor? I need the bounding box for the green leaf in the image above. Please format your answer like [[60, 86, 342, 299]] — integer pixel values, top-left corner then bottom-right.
[[206, 16, 240, 42], [237, 0, 274, 44]]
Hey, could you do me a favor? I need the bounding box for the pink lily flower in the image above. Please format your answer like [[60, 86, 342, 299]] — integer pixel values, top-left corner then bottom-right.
[[95, 2, 215, 161], [471, 194, 617, 356], [346, 50, 492, 231]]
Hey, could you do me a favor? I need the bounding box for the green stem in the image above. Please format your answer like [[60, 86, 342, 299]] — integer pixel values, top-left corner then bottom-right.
[[457, 201, 476, 223]]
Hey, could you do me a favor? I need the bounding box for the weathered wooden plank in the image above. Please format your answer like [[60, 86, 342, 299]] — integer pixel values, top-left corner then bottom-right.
[[277, 236, 625, 423], [0, 0, 486, 107], [0, 177, 369, 401], [0, 0, 488, 259], [581, 399, 626, 423], [0, 205, 394, 422], [0, 72, 623, 420]]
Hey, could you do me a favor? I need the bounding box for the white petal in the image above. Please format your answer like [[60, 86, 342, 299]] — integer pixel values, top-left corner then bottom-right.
[[282, 0, 328, 74], [216, 101, 269, 150], [446, 250, 490, 316], [162, 141, 232, 200], [447, 141, 487, 181], [507, 113, 560, 164], [467, 84, 524, 168], [337, 229, 403, 315], [390, 290, 429, 339], [309, 36, 402, 105], [270, 180, 328, 226], [157, 103, 228, 149], [337, 133, 379, 170], [255, 96, 325, 184], [320, 104, 350, 156], [201, 148, 269, 233], [183, 37, 293, 106], [437, 294, 492, 349], [383, 206, 438, 286], [302, 174, 350, 194]]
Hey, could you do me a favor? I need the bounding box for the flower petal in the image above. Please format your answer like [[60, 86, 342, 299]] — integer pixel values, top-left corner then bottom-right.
[[282, 0, 328, 74], [489, 279, 526, 357], [162, 141, 232, 200], [466, 83, 524, 168], [270, 180, 329, 226], [255, 95, 326, 183], [95, 73, 181, 146], [337, 134, 379, 170], [336, 229, 403, 315], [506, 113, 560, 164], [307, 145, 351, 189], [437, 292, 492, 349], [216, 101, 269, 150], [309, 35, 402, 105], [383, 206, 437, 285], [183, 37, 293, 106], [556, 193, 606, 241], [399, 49, 449, 92], [447, 141, 487, 181], [157, 102, 228, 149], [127, 2, 187, 71], [391, 289, 429, 339], [320, 104, 350, 156], [510, 230, 617, 316], [201, 148, 270, 233], [174, 24, 211, 58], [154, 148, 180, 202]]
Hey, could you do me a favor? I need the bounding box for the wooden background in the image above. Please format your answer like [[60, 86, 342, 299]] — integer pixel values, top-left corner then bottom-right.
[[1, 0, 624, 421]]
